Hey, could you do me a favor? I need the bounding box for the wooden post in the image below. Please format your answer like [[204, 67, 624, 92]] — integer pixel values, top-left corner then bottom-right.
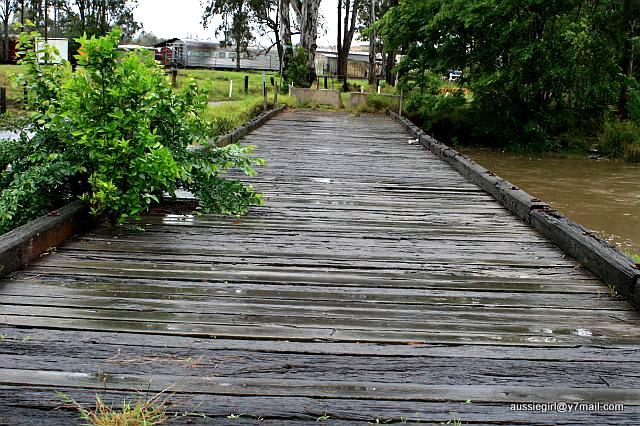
[[324, 76, 328, 89], [0, 87, 6, 115], [244, 75, 249, 94], [171, 68, 177, 87], [262, 72, 267, 111], [270, 76, 275, 86], [274, 83, 279, 105]]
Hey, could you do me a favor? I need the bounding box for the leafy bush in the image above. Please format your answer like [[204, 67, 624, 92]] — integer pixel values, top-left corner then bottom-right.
[[402, 90, 470, 145], [351, 93, 400, 114], [0, 27, 264, 234], [627, 83, 640, 125], [597, 117, 640, 162], [285, 46, 310, 89], [404, 91, 466, 126]]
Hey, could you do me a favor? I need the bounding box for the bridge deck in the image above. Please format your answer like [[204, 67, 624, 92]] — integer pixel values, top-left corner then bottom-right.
[[1, 110, 639, 424]]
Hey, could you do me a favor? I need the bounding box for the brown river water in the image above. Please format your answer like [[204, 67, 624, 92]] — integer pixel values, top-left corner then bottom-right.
[[459, 148, 640, 255]]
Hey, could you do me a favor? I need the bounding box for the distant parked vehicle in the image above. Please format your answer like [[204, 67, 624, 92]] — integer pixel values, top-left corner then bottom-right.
[[448, 70, 462, 81], [154, 38, 280, 72]]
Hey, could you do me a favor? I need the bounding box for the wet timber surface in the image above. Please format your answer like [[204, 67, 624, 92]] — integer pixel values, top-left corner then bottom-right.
[[1, 110, 640, 424]]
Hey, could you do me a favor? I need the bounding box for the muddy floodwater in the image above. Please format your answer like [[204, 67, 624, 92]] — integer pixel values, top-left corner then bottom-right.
[[460, 148, 640, 255]]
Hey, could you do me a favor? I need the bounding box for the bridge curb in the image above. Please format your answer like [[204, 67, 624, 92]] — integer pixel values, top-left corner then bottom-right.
[[0, 105, 287, 278], [389, 110, 640, 309], [216, 105, 287, 147], [0, 201, 97, 278]]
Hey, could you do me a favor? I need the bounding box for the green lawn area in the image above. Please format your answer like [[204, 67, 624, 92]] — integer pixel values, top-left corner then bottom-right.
[[176, 69, 282, 102], [0, 64, 26, 106], [0, 64, 401, 132]]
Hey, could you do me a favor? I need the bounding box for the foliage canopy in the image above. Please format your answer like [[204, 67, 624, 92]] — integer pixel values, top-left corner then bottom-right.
[[378, 0, 640, 152]]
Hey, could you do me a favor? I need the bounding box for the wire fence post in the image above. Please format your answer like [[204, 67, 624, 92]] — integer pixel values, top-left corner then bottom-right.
[[0, 87, 6, 115], [262, 72, 267, 111]]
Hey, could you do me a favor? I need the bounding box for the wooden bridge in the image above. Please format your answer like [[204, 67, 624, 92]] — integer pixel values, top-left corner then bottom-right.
[[1, 110, 640, 424]]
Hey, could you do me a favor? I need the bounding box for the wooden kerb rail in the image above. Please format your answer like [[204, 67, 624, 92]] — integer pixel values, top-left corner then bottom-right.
[[0, 105, 287, 278], [389, 110, 640, 310], [0, 200, 98, 278], [215, 105, 286, 147]]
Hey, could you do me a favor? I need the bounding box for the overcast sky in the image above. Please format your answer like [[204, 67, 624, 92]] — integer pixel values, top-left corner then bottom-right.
[[133, 0, 342, 48]]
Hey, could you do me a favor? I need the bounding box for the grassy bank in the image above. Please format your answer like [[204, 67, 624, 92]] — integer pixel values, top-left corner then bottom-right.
[[176, 69, 280, 102], [204, 95, 296, 136]]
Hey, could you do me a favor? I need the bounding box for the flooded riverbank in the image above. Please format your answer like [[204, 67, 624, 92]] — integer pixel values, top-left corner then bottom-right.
[[460, 148, 640, 255]]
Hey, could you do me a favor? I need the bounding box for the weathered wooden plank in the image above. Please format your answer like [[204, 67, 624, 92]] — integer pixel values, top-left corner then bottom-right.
[[4, 313, 640, 347], [3, 273, 605, 298], [3, 327, 639, 360], [2, 387, 637, 425], [2, 298, 638, 341], [2, 368, 639, 405], [5, 291, 634, 323], [2, 333, 639, 388]]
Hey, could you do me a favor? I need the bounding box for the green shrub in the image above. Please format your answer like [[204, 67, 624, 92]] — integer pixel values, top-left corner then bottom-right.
[[404, 91, 466, 128], [628, 84, 640, 124], [285, 46, 310, 89], [597, 116, 640, 162], [366, 94, 394, 110], [351, 93, 399, 114], [0, 27, 264, 234]]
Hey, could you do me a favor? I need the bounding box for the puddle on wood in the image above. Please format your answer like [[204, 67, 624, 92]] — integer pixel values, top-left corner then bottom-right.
[[310, 177, 333, 184]]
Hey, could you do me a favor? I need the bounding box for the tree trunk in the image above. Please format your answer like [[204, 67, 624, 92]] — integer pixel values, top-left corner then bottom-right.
[[385, 49, 396, 86], [290, 0, 302, 28], [235, 30, 241, 71], [78, 0, 86, 34], [44, 0, 48, 42], [279, 0, 292, 79], [368, 0, 376, 85], [300, 0, 320, 86], [337, 0, 342, 77], [384, 0, 398, 86], [337, 0, 359, 91], [0, 0, 11, 61], [618, 38, 634, 119], [618, 0, 636, 119]]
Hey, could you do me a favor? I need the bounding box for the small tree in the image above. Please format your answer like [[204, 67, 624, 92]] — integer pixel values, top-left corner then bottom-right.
[[285, 45, 310, 88], [0, 27, 263, 233], [202, 0, 254, 72]]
